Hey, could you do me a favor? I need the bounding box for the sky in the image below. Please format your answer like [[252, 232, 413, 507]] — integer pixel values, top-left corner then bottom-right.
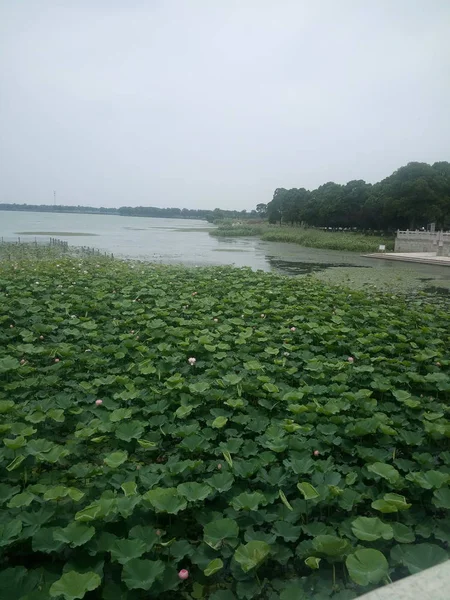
[[1, 1, 450, 211]]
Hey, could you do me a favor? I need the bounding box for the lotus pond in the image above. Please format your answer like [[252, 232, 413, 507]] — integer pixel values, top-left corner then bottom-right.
[[0, 248, 449, 600]]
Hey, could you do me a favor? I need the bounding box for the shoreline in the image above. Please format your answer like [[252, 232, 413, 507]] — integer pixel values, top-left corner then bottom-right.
[[364, 252, 450, 267]]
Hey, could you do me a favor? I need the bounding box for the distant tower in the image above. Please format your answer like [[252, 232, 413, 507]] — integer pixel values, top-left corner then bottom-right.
[[53, 190, 56, 206]]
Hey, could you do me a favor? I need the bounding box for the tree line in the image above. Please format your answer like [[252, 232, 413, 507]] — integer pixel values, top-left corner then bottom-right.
[[260, 162, 450, 231], [0, 203, 257, 222]]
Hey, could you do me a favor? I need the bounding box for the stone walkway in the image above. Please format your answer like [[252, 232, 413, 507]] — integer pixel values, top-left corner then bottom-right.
[[357, 561, 450, 600], [364, 252, 450, 266]]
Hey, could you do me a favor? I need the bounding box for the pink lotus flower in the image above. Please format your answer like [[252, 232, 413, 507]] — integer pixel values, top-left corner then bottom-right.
[[54, 358, 60, 363], [436, 362, 441, 367], [290, 327, 296, 332], [188, 357, 196, 365], [178, 569, 189, 580], [213, 318, 218, 322], [217, 463, 222, 470], [313, 450, 320, 456], [20, 359, 26, 365], [260, 313, 265, 318], [192, 292, 198, 296], [347, 356, 354, 363], [39, 335, 44, 340], [95, 399, 103, 406], [10, 324, 14, 328]]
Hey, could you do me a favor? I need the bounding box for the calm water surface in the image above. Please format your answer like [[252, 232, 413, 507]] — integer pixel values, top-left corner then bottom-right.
[[1, 211, 449, 291]]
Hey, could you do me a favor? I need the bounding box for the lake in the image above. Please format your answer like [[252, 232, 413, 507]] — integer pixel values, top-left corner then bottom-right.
[[1, 210, 449, 292]]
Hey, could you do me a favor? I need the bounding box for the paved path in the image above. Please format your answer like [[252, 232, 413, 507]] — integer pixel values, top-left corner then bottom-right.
[[364, 252, 450, 266], [357, 561, 450, 600]]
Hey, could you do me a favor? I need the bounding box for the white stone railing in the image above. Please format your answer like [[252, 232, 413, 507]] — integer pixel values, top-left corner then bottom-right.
[[394, 230, 450, 256], [397, 230, 450, 239]]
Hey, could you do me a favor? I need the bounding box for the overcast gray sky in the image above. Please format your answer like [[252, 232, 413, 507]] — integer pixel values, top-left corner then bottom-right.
[[1, 1, 449, 210]]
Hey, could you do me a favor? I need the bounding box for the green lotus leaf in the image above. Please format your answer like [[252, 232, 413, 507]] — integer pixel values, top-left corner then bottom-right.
[[390, 543, 448, 574], [175, 405, 194, 418], [143, 487, 187, 514], [32, 527, 65, 553], [230, 491, 266, 511], [109, 538, 147, 564], [53, 523, 95, 548], [8, 491, 35, 508], [44, 486, 70, 501], [346, 549, 389, 586], [286, 456, 315, 475], [0, 484, 20, 503], [432, 487, 450, 509], [297, 482, 320, 500], [244, 361, 263, 371], [225, 398, 245, 409], [279, 489, 293, 511], [351, 516, 393, 541], [6, 455, 26, 471], [25, 438, 56, 456], [210, 591, 237, 600], [138, 360, 156, 374], [391, 522, 415, 543], [312, 535, 352, 558], [234, 540, 270, 572], [212, 416, 228, 429], [273, 521, 302, 543], [371, 499, 398, 513], [109, 408, 132, 422], [121, 558, 165, 590], [103, 450, 128, 468], [177, 482, 212, 502], [367, 462, 400, 484], [263, 382, 279, 393], [121, 481, 138, 497], [129, 525, 159, 551], [0, 400, 16, 413], [222, 450, 233, 468], [372, 493, 411, 513], [0, 519, 22, 546], [137, 439, 157, 449], [392, 390, 411, 402], [115, 420, 144, 442], [204, 558, 224, 576], [48, 408, 65, 422], [67, 488, 85, 502], [204, 518, 239, 549], [4, 435, 26, 450], [189, 382, 210, 394], [406, 470, 449, 489], [50, 571, 101, 600], [222, 374, 243, 386], [0, 357, 20, 373], [305, 556, 321, 569], [206, 472, 234, 492]]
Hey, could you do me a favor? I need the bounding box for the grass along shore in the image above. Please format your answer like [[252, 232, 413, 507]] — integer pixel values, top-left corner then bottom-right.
[[0, 244, 449, 599], [210, 223, 395, 253]]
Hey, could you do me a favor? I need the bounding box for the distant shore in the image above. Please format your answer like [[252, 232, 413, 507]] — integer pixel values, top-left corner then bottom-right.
[[210, 222, 395, 253]]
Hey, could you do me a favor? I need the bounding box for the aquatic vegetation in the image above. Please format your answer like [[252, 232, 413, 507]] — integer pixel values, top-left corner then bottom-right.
[[0, 250, 449, 599], [211, 224, 394, 253]]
